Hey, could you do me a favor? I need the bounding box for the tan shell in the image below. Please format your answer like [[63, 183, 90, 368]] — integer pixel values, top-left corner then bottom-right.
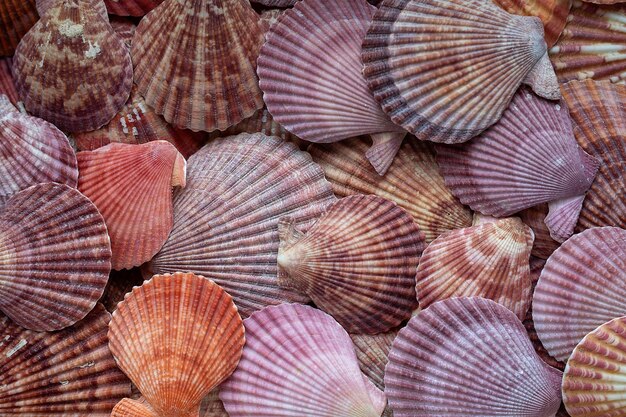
[[0, 0, 38, 56]]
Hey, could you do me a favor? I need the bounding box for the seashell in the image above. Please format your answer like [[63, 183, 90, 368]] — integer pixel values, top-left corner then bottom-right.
[[109, 16, 136, 48], [436, 87, 599, 242], [415, 216, 534, 319], [362, 0, 560, 144], [259, 9, 284, 32], [350, 330, 398, 391], [132, 0, 265, 132], [550, 1, 626, 84], [13, 0, 133, 133], [0, 304, 131, 415], [562, 315, 626, 417], [220, 303, 387, 417], [0, 183, 111, 331], [200, 389, 228, 417], [148, 133, 335, 317], [277, 195, 424, 334], [0, 58, 18, 106], [0, 0, 38, 57], [0, 98, 78, 208], [36, 0, 109, 21], [519, 204, 561, 259], [492, 0, 572, 47], [112, 398, 157, 417], [533, 226, 626, 362], [385, 297, 563, 417], [577, 161, 626, 229], [77, 141, 186, 270], [258, 0, 407, 175], [251, 0, 297, 6], [108, 272, 245, 417], [308, 137, 472, 243], [103, 0, 163, 16], [100, 268, 145, 312]]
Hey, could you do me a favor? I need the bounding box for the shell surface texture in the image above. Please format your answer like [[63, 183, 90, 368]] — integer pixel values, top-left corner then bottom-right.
[[0, 58, 19, 105], [0, 0, 38, 57], [104, 0, 164, 16]]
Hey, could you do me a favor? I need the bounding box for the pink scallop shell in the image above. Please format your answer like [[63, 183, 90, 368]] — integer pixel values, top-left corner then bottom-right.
[[0, 59, 18, 106], [104, 0, 164, 16]]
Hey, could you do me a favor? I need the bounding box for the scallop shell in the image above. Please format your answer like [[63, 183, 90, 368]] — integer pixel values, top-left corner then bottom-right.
[[308, 137, 472, 243], [385, 297, 563, 417], [277, 195, 424, 334], [100, 268, 145, 313], [36, 0, 109, 21], [103, 0, 163, 16], [0, 58, 18, 105], [148, 133, 335, 317], [108, 272, 245, 417], [108, 17, 136, 48], [251, 0, 297, 6], [219, 303, 387, 417], [0, 100, 78, 208], [0, 0, 38, 57], [0, 304, 131, 416], [578, 162, 626, 229], [0, 183, 111, 331], [12, 0, 133, 133], [132, 0, 265, 132], [436, 87, 599, 242], [258, 0, 406, 175], [550, 1, 626, 84], [562, 316, 626, 417], [112, 398, 157, 417], [350, 330, 398, 391], [362, 0, 560, 144], [533, 226, 626, 362], [520, 204, 562, 259], [200, 389, 228, 417], [77, 141, 186, 270]]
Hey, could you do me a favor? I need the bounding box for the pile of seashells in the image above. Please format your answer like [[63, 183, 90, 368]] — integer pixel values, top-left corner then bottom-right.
[[0, 0, 625, 415]]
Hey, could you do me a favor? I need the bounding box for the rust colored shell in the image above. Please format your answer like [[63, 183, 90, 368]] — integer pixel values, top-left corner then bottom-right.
[[104, 0, 164, 16], [108, 272, 245, 417], [0, 304, 131, 416], [519, 204, 562, 259], [0, 0, 38, 56], [78, 141, 186, 270], [12, 0, 133, 132], [112, 398, 158, 417], [132, 0, 265, 132], [36, 0, 109, 20], [0, 58, 18, 105], [308, 137, 472, 243]]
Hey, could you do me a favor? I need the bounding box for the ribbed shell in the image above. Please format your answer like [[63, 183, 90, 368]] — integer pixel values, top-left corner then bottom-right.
[[578, 162, 626, 229], [362, 0, 560, 144], [220, 303, 387, 417], [436, 87, 599, 239], [100, 268, 145, 313], [0, 103, 78, 208], [0, 58, 18, 105], [200, 389, 228, 417], [251, 0, 297, 5], [132, 0, 265, 132], [109, 17, 136, 48], [0, 0, 38, 56], [36, 0, 109, 21], [385, 297, 563, 417], [0, 183, 111, 331], [350, 330, 397, 391], [78, 142, 186, 270], [520, 204, 561, 259], [112, 398, 158, 417], [533, 227, 626, 362], [415, 217, 534, 319], [149, 133, 335, 317], [12, 0, 133, 132], [308, 137, 472, 243], [104, 0, 163, 16], [277, 195, 424, 334], [108, 272, 245, 417], [0, 304, 131, 416], [550, 1, 626, 84], [562, 316, 626, 417]]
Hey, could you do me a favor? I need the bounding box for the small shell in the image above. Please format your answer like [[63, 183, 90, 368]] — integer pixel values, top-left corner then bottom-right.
[[36, 0, 109, 21], [12, 0, 133, 132], [385, 297, 563, 417], [220, 303, 387, 417], [100, 268, 145, 313], [350, 330, 398, 391], [308, 137, 472, 243], [549, 1, 626, 84], [533, 226, 626, 362], [0, 0, 38, 56], [103, 0, 163, 16], [362, 0, 560, 144], [132, 0, 265, 131], [0, 183, 111, 331], [0, 58, 18, 105], [108, 272, 245, 417], [519, 204, 561, 259], [277, 195, 424, 334], [149, 133, 335, 317], [112, 398, 157, 417], [0, 304, 131, 416]]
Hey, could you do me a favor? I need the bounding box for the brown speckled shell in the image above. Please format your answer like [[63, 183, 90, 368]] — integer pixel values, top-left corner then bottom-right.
[[200, 389, 228, 417], [0, 0, 38, 56], [104, 0, 164, 16], [36, 0, 109, 21]]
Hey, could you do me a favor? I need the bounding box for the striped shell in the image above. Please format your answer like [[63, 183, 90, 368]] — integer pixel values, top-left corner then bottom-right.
[[533, 227, 626, 362], [385, 297, 563, 417], [362, 0, 560, 144], [220, 303, 387, 417], [108, 272, 245, 417], [104, 0, 164, 16], [520, 204, 562, 259], [149, 133, 335, 317], [0, 0, 38, 56], [0, 58, 18, 105], [251, 0, 297, 5], [0, 183, 111, 331], [36, 0, 109, 21], [0, 304, 131, 416], [277, 195, 424, 334], [109, 17, 136, 48], [112, 399, 157, 417], [350, 330, 398, 391]]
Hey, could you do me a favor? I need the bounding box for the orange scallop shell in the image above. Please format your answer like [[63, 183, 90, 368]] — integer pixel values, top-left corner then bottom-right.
[[0, 0, 38, 56]]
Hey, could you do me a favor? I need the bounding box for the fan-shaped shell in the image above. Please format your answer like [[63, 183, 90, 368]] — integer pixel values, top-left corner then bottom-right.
[[104, 0, 163, 16], [109, 17, 136, 48], [350, 330, 397, 391], [132, 0, 265, 132], [308, 137, 472, 243], [108, 272, 245, 417], [277, 195, 424, 334], [220, 303, 387, 417], [0, 183, 111, 331], [36, 0, 109, 21], [385, 297, 563, 417], [362, 0, 560, 144], [533, 226, 626, 362], [0, 0, 38, 57], [112, 398, 158, 417], [0, 58, 18, 105], [520, 204, 562, 259], [12, 0, 133, 132], [148, 133, 335, 317], [0, 304, 131, 415]]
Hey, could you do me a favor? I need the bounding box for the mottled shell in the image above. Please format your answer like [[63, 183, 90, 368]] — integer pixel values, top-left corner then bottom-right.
[[108, 16, 136, 48], [104, 0, 164, 16], [350, 330, 398, 391], [520, 204, 562, 259], [0, 58, 18, 105], [108, 272, 245, 417], [200, 389, 228, 417], [250, 0, 297, 6], [0, 183, 111, 331], [36, 0, 109, 21], [0, 0, 38, 56]]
